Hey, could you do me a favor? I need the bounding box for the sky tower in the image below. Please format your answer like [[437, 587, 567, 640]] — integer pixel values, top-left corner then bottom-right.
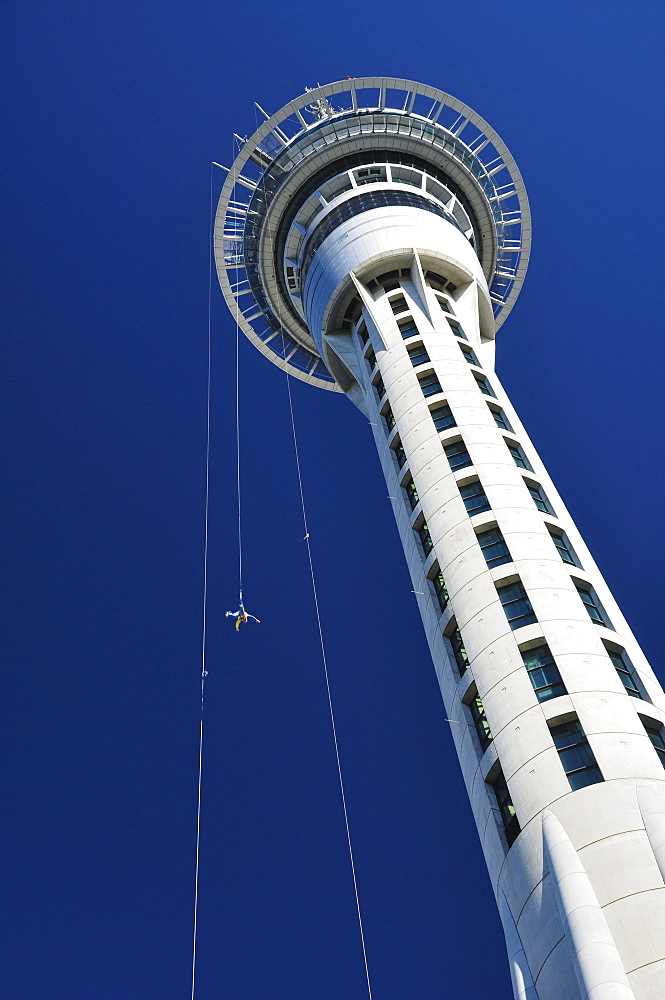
[[214, 78, 665, 1000]]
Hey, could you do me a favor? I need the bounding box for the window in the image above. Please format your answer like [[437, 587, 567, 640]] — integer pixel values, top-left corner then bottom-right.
[[491, 770, 520, 846], [398, 317, 418, 339], [374, 375, 385, 399], [419, 372, 443, 397], [403, 476, 420, 511], [357, 321, 369, 345], [488, 404, 513, 431], [356, 166, 385, 184], [444, 439, 473, 471], [506, 440, 532, 471], [642, 720, 665, 768], [575, 581, 612, 628], [382, 278, 401, 292], [448, 320, 467, 340], [430, 403, 456, 431], [460, 480, 491, 516], [437, 296, 454, 314], [497, 581, 537, 630], [382, 406, 396, 433], [469, 694, 493, 752], [389, 294, 408, 315], [474, 373, 495, 397], [408, 343, 430, 367], [548, 526, 580, 567], [605, 644, 645, 699], [477, 527, 512, 568], [448, 625, 469, 676], [393, 442, 407, 469], [416, 521, 433, 557], [426, 270, 456, 294], [429, 566, 449, 612], [522, 644, 566, 702], [460, 343, 480, 366], [550, 720, 603, 790], [527, 481, 554, 515]]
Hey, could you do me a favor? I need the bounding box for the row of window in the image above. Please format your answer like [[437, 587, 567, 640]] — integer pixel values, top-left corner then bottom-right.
[[361, 307, 660, 852], [446, 609, 645, 705], [480, 710, 665, 847], [371, 355, 495, 406]]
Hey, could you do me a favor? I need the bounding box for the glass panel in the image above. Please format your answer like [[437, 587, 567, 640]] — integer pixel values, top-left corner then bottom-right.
[[490, 406, 512, 431], [507, 441, 531, 470], [404, 477, 420, 511], [419, 373, 442, 397], [469, 695, 493, 752], [398, 318, 418, 338], [550, 530, 578, 566], [644, 724, 665, 767], [527, 483, 553, 515], [576, 584, 609, 627], [460, 344, 480, 366], [450, 628, 468, 676], [550, 720, 603, 790], [475, 374, 495, 397], [448, 320, 467, 340], [497, 582, 537, 629], [444, 440, 472, 471], [460, 481, 491, 515], [431, 570, 449, 611], [568, 767, 603, 790], [522, 644, 566, 702], [431, 404, 456, 431], [492, 771, 520, 845], [477, 527, 511, 568], [408, 345, 430, 366], [418, 522, 433, 556], [390, 295, 408, 315], [608, 649, 642, 698]]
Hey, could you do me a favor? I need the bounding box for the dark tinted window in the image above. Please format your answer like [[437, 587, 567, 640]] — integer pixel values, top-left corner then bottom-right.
[[469, 695, 493, 752], [430, 404, 456, 431], [449, 627, 468, 676], [444, 439, 472, 471], [522, 644, 566, 702], [460, 480, 491, 516], [489, 405, 512, 431], [474, 373, 495, 397], [497, 581, 537, 630], [506, 440, 531, 470], [408, 344, 430, 367], [477, 527, 511, 568], [419, 373, 442, 397], [550, 721, 603, 790], [527, 482, 554, 515], [575, 582, 612, 628], [491, 770, 520, 846]]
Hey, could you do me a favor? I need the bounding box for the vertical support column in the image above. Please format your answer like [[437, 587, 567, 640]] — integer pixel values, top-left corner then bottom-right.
[[542, 810, 635, 1000]]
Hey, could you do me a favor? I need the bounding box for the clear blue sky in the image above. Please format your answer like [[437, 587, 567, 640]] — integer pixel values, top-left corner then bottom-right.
[[2, 2, 664, 998]]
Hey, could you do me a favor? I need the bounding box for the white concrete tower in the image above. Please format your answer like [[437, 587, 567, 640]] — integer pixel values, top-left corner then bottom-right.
[[214, 78, 665, 1000]]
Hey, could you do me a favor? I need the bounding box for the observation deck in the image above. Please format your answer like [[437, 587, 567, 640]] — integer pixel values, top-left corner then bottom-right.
[[214, 77, 531, 390]]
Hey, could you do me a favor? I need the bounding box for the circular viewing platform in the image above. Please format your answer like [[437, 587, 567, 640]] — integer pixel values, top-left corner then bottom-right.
[[214, 77, 531, 390]]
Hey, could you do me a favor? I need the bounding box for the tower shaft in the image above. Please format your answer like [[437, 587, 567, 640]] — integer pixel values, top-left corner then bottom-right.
[[215, 78, 665, 1000]]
